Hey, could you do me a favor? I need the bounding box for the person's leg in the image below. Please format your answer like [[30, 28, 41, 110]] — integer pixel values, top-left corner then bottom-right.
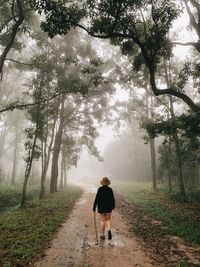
[[105, 213, 111, 230], [99, 213, 106, 240], [105, 213, 112, 240]]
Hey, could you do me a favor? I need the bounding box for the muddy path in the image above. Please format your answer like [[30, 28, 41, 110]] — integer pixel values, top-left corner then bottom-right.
[[33, 184, 155, 267]]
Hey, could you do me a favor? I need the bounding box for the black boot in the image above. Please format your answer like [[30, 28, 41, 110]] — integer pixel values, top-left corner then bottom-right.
[[108, 230, 112, 240], [100, 234, 105, 240]]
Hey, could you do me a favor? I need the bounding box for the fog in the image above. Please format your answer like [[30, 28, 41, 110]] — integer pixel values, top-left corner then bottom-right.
[[69, 124, 153, 184], [1, 2, 200, 266], [0, 1, 199, 202]]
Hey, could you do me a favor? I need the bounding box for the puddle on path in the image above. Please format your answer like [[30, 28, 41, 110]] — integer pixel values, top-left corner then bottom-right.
[[77, 198, 88, 205]]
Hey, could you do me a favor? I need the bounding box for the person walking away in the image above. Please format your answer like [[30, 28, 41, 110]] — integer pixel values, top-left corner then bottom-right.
[[93, 177, 115, 241]]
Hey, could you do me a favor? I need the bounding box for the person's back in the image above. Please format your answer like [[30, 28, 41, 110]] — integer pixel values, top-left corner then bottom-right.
[[94, 185, 115, 213]]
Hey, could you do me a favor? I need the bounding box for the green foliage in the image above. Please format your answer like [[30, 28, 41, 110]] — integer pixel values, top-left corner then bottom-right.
[[143, 110, 200, 138], [157, 135, 200, 188], [0, 184, 40, 211], [31, 0, 180, 67], [0, 31, 23, 50], [132, 53, 144, 72], [114, 182, 200, 244], [39, 2, 86, 38], [62, 135, 80, 168], [179, 258, 200, 267], [57, 74, 88, 95], [176, 61, 192, 91], [186, 190, 200, 203], [0, 186, 81, 266], [0, 0, 36, 53], [140, 201, 200, 244], [192, 61, 200, 93]]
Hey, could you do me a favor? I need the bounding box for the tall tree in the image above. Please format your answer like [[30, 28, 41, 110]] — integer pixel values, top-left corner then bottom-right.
[[11, 112, 22, 185], [36, 0, 200, 111], [21, 71, 45, 206], [50, 95, 66, 193]]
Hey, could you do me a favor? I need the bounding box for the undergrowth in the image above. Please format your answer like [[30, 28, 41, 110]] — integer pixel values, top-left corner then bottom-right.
[[0, 184, 40, 211], [113, 182, 200, 244], [0, 186, 81, 267]]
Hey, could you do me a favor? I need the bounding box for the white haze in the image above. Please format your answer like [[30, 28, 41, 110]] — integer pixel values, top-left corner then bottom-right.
[[69, 8, 197, 183]]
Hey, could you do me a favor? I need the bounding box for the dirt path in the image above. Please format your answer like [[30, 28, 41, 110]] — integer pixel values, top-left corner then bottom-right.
[[33, 184, 155, 267]]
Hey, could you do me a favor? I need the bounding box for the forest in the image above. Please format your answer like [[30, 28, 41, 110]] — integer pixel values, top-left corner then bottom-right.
[[0, 0, 200, 266]]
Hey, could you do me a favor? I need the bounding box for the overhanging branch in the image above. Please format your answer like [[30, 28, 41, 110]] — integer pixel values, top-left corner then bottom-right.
[[148, 66, 200, 112], [0, 89, 82, 113], [173, 41, 200, 52], [5, 58, 44, 69], [0, 0, 25, 74]]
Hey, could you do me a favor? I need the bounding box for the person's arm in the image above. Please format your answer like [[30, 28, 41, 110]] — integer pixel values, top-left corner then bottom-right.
[[93, 189, 99, 212], [111, 188, 115, 210]]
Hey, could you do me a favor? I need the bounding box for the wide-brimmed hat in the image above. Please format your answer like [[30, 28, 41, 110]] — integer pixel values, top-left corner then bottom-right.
[[100, 177, 111, 185]]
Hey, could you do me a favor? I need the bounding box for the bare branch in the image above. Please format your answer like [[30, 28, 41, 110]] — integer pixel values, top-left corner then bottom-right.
[[0, 76, 96, 113], [67, 21, 133, 39], [12, 0, 17, 22], [173, 41, 197, 47], [5, 58, 44, 69], [173, 41, 200, 53], [148, 64, 200, 111], [0, 90, 77, 113]]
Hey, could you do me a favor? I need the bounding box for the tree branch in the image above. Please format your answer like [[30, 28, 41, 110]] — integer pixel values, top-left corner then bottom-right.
[[0, 90, 80, 113], [68, 21, 133, 39], [0, 0, 25, 74], [49, 20, 200, 112], [148, 64, 200, 111], [189, 0, 200, 24], [0, 75, 96, 113], [173, 41, 197, 46], [183, 0, 200, 37], [12, 0, 17, 22], [173, 41, 200, 52], [5, 58, 44, 69]]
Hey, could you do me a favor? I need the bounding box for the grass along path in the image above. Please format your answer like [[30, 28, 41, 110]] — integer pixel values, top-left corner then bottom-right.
[[0, 185, 81, 267], [113, 182, 200, 244], [113, 182, 200, 266]]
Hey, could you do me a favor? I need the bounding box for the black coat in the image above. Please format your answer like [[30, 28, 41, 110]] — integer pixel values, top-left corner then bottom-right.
[[93, 185, 115, 213]]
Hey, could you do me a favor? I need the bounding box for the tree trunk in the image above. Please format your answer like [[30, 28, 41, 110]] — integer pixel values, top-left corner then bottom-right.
[[30, 160, 36, 182], [149, 136, 157, 190], [172, 131, 187, 201], [0, 0, 24, 74], [163, 60, 187, 201], [40, 99, 60, 199], [132, 125, 139, 183], [21, 126, 39, 207], [21, 78, 42, 206], [167, 136, 172, 193], [64, 165, 68, 187], [40, 138, 46, 199], [145, 91, 157, 190], [0, 125, 7, 169], [60, 147, 64, 189], [169, 96, 187, 201], [50, 96, 65, 193], [11, 123, 20, 185]]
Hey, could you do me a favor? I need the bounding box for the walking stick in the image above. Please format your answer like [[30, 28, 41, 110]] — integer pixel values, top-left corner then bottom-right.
[[93, 212, 98, 245]]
